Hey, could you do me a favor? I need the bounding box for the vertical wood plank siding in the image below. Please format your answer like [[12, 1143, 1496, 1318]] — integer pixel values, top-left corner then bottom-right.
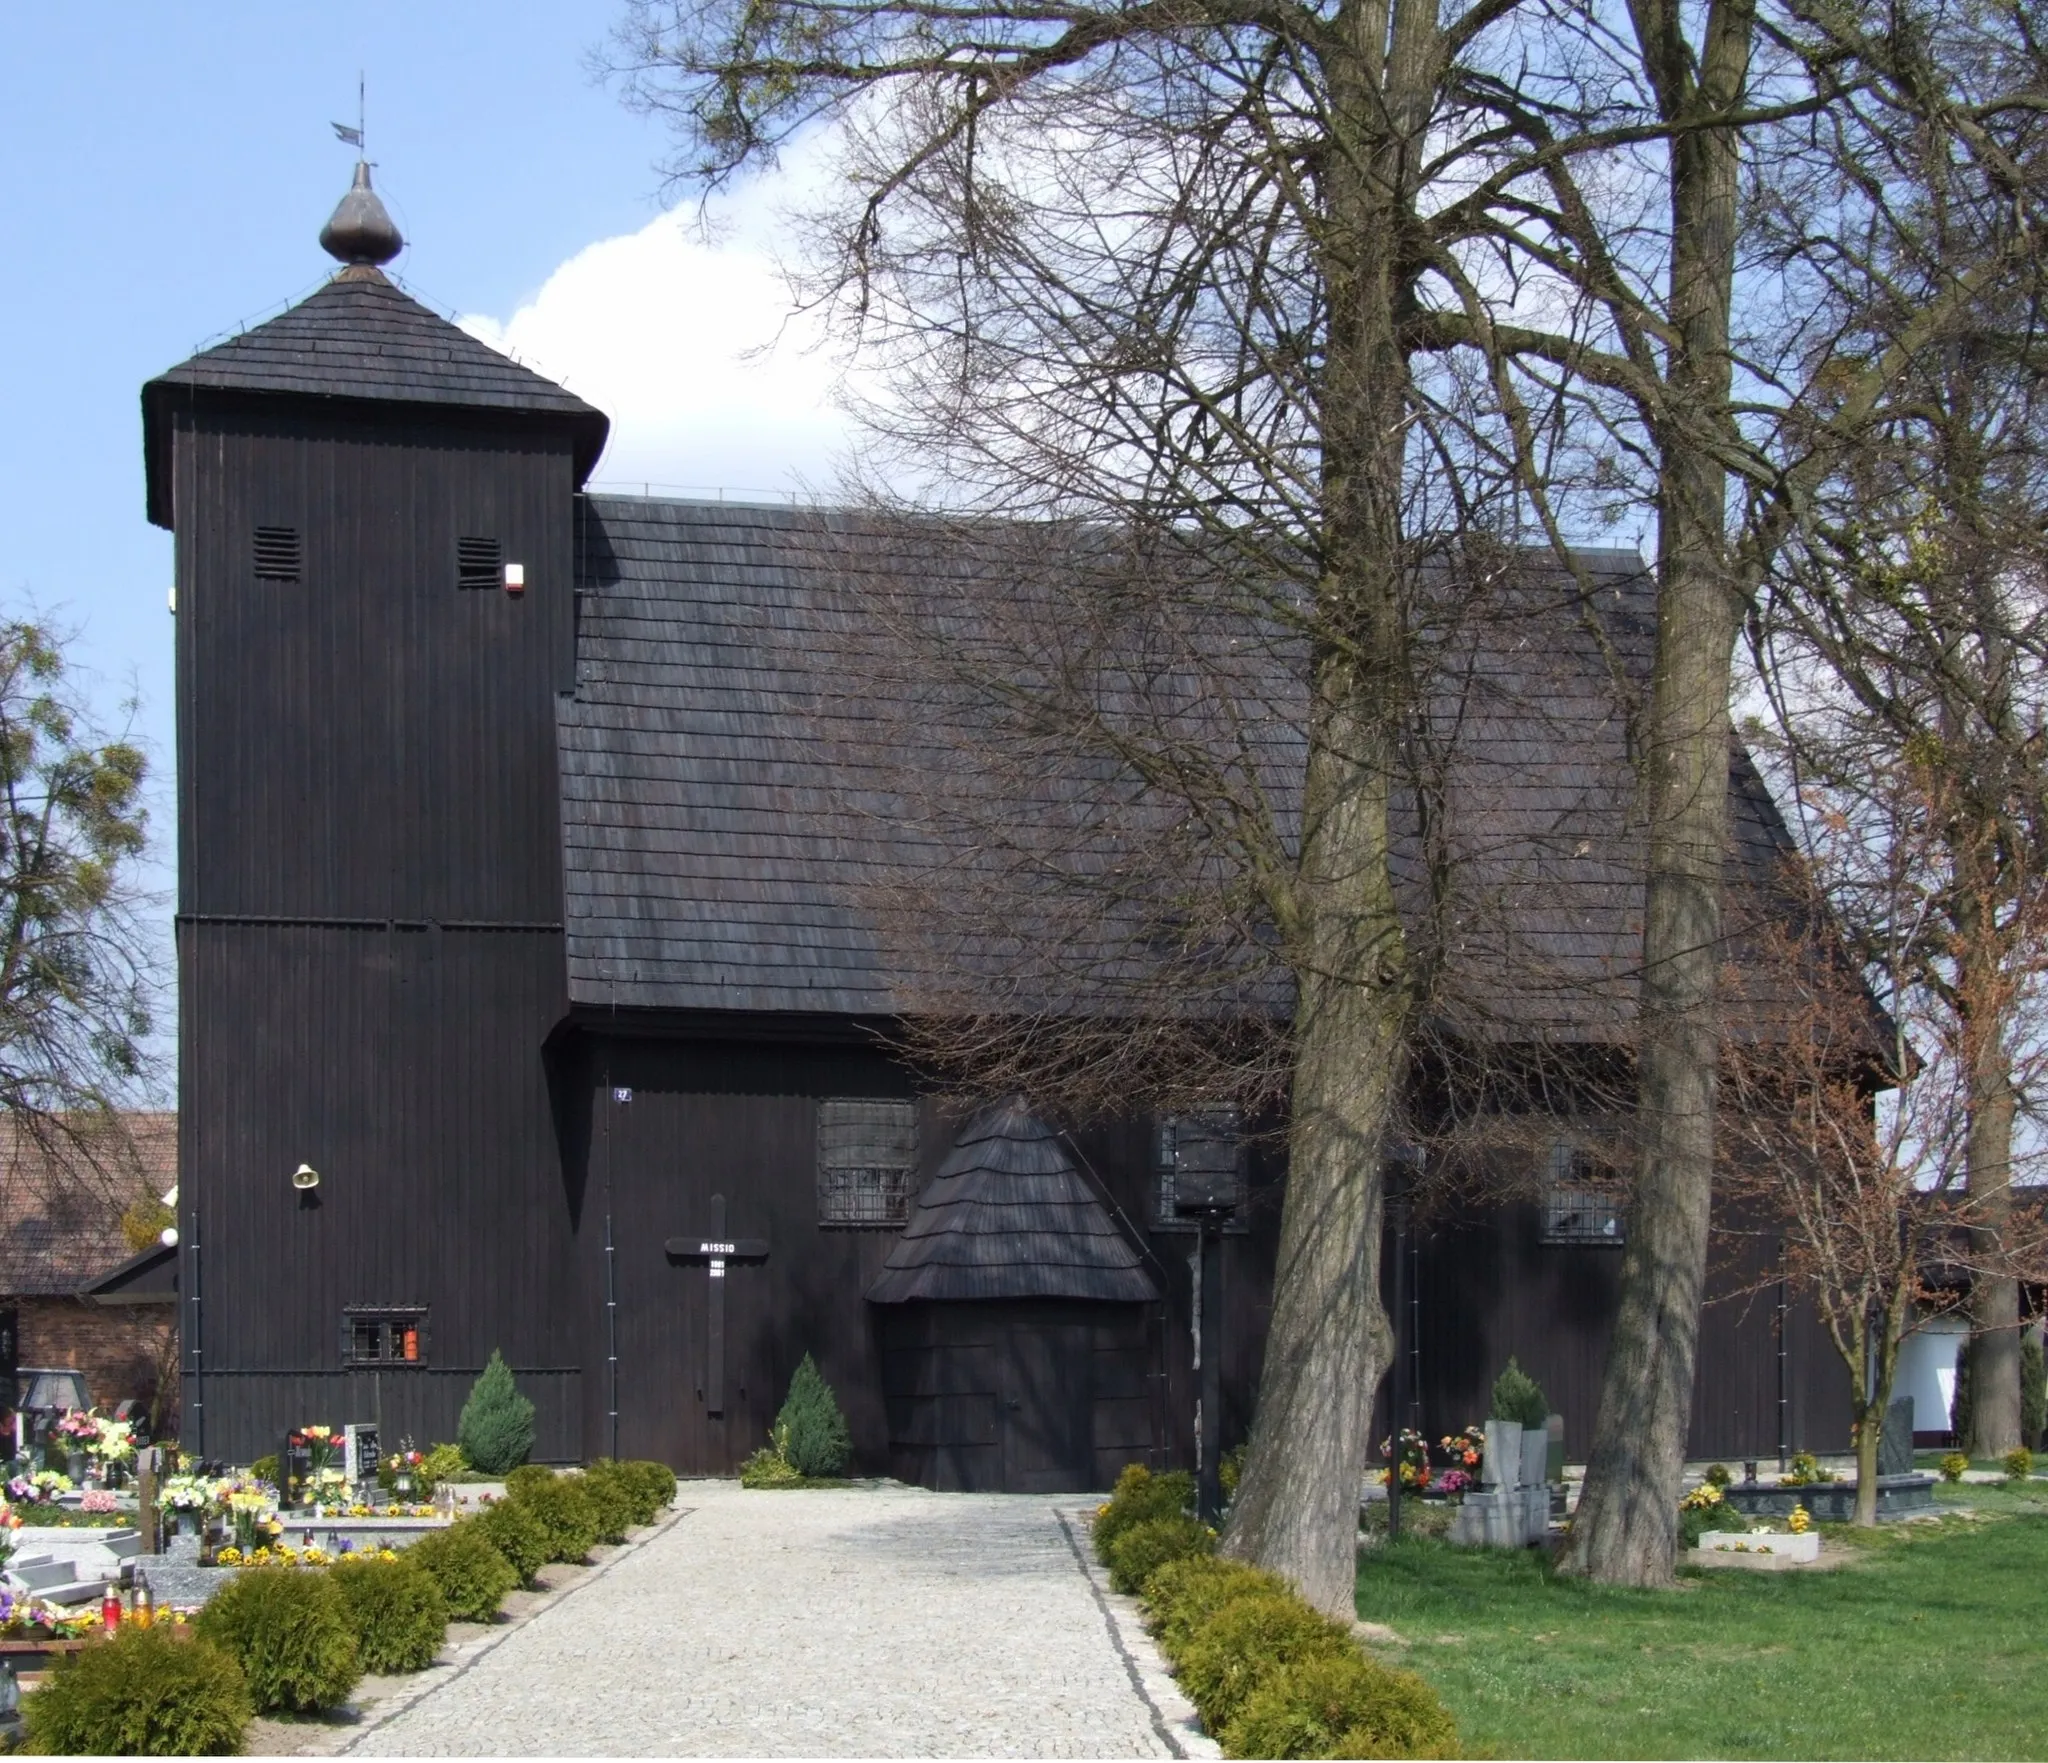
[[174, 405, 580, 1462]]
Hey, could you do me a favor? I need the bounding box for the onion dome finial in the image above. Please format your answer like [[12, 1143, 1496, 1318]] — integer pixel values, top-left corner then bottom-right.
[[319, 162, 403, 268]]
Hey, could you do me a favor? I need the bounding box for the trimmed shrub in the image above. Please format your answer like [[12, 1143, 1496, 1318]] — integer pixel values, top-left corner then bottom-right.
[[474, 1497, 550, 1585], [1703, 1463, 1732, 1489], [510, 1472, 599, 1563], [194, 1565, 362, 1715], [421, 1443, 468, 1491], [627, 1459, 677, 1515], [504, 1462, 554, 1496], [22, 1626, 251, 1756], [740, 1444, 806, 1488], [1105, 1514, 1213, 1595], [1489, 1357, 1548, 1428], [457, 1350, 535, 1475], [1092, 1464, 1196, 1563], [407, 1520, 519, 1622], [1175, 1592, 1351, 1735], [249, 1454, 279, 1487], [578, 1462, 639, 1544], [775, 1354, 853, 1478], [1144, 1556, 1289, 1661], [2003, 1445, 2033, 1483], [1221, 1649, 1458, 1761], [1938, 1450, 1969, 1483], [331, 1552, 447, 1674]]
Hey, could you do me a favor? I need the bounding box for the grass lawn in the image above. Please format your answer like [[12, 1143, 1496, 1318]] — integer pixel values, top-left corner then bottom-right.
[[1356, 1480, 2048, 1759]]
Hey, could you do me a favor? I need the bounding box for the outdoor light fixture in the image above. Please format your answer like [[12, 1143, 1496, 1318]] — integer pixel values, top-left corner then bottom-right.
[[291, 1163, 321, 1191], [159, 1226, 178, 1247]]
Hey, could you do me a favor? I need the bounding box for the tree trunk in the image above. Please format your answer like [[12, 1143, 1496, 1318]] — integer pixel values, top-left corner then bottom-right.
[[1216, 1, 1423, 1618], [1964, 1050, 2020, 1458], [1561, 0, 1754, 1586]]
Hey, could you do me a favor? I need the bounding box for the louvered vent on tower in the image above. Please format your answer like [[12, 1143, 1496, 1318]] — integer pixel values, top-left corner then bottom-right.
[[456, 536, 502, 591], [253, 526, 302, 583]]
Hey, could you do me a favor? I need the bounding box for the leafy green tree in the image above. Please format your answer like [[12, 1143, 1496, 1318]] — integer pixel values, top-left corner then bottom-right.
[[0, 617, 158, 1207]]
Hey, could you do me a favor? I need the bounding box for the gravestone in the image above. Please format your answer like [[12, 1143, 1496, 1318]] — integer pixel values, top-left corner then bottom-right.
[[1879, 1395, 1916, 1478]]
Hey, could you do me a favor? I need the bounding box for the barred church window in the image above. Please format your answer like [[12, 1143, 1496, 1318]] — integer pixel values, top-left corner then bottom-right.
[[817, 1099, 918, 1227], [1539, 1143, 1627, 1245], [342, 1307, 428, 1365]]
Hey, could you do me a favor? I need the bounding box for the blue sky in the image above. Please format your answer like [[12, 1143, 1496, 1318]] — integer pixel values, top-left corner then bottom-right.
[[0, 2, 849, 932]]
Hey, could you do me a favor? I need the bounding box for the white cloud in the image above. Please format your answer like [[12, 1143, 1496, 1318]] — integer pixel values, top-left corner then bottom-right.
[[460, 165, 856, 500]]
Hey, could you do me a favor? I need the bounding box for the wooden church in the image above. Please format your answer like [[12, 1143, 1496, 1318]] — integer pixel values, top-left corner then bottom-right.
[[145, 166, 1853, 1483]]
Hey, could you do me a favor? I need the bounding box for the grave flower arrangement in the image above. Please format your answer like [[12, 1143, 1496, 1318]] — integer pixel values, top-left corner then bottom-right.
[[1378, 1429, 1431, 1490], [52, 1410, 101, 1446], [1435, 1468, 1473, 1498], [162, 1474, 220, 1513], [78, 1489, 118, 1514], [86, 1415, 136, 1465], [1439, 1426, 1485, 1473], [1787, 1504, 1812, 1533], [292, 1424, 341, 1472], [9, 1470, 74, 1504]]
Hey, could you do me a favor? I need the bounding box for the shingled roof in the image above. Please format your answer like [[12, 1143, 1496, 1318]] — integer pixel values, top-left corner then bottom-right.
[[143, 266, 608, 526], [0, 1114, 175, 1297], [866, 1101, 1159, 1303], [558, 495, 1818, 1040]]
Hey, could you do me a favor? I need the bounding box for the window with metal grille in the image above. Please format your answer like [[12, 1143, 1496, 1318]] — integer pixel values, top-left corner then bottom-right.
[[817, 1099, 918, 1226], [341, 1307, 428, 1366], [253, 526, 302, 582], [1154, 1109, 1248, 1227], [1540, 1143, 1627, 1245], [456, 536, 502, 590]]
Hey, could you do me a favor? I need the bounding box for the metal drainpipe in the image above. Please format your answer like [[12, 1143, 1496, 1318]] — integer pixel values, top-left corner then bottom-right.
[[1776, 1238, 1790, 1470], [186, 1220, 203, 1460], [605, 1073, 620, 1461]]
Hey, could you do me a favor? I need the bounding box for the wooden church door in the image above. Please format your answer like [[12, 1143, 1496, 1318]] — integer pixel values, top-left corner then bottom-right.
[[1001, 1321, 1093, 1492]]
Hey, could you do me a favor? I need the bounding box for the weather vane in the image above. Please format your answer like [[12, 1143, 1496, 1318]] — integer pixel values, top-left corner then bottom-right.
[[331, 74, 366, 155]]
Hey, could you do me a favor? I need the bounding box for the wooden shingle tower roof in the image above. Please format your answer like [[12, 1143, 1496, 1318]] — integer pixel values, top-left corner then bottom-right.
[[143, 164, 607, 528], [867, 1100, 1160, 1304]]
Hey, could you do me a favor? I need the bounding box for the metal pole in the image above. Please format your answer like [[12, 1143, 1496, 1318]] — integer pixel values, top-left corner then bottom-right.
[[1388, 1201, 1408, 1541], [1777, 1238, 1790, 1471], [606, 1212, 620, 1460], [1198, 1223, 1223, 1525]]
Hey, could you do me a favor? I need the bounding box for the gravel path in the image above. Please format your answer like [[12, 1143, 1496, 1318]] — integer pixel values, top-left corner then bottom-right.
[[349, 1481, 1196, 1758]]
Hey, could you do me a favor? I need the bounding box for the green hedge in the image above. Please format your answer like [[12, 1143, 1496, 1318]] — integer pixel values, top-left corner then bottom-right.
[[508, 1471, 599, 1563], [193, 1566, 362, 1715], [577, 1463, 638, 1544], [22, 1627, 251, 1756], [625, 1458, 677, 1516], [1223, 1649, 1458, 1760], [1105, 1514, 1213, 1595], [1092, 1464, 1195, 1563], [1140, 1543, 1459, 1760], [474, 1497, 551, 1585], [407, 1520, 519, 1623], [331, 1553, 448, 1674]]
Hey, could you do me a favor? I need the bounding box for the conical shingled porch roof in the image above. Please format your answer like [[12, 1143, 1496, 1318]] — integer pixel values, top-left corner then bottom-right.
[[866, 1100, 1159, 1304]]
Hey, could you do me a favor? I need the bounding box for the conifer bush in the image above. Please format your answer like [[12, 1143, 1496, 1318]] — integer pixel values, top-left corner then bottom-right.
[[407, 1519, 519, 1622], [1174, 1592, 1351, 1734], [1092, 1463, 1195, 1562], [457, 1350, 535, 1474], [1221, 1649, 1458, 1760], [627, 1459, 677, 1515], [580, 1461, 641, 1543], [193, 1566, 362, 1715], [1104, 1514, 1213, 1595], [774, 1354, 853, 1477], [509, 1472, 599, 1563], [331, 1552, 448, 1674], [474, 1496, 550, 1585], [21, 1626, 251, 1756], [1143, 1556, 1288, 1660], [1489, 1357, 1549, 1428], [505, 1463, 557, 1499]]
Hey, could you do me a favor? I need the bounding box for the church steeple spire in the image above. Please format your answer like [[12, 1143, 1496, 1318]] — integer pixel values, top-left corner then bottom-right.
[[318, 162, 403, 269]]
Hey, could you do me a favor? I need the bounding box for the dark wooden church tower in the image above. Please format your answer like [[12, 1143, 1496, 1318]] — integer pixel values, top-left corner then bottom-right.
[[144, 167, 609, 1460]]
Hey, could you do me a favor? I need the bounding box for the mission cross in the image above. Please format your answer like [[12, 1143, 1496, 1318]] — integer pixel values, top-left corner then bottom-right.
[[663, 1194, 769, 1416]]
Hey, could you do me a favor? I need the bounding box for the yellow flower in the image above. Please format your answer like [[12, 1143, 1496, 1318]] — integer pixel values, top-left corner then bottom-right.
[[1788, 1505, 1811, 1534]]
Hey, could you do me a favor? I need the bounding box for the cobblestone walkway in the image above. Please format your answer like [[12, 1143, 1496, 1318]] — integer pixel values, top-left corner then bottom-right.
[[350, 1482, 1188, 1757]]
